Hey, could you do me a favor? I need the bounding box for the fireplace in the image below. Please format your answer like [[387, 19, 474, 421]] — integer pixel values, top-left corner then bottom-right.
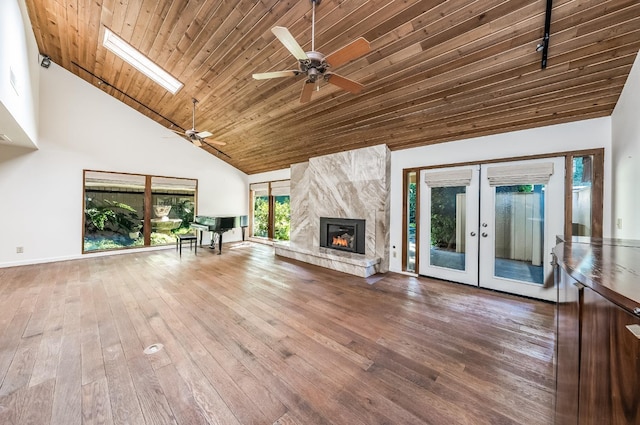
[[319, 217, 366, 254]]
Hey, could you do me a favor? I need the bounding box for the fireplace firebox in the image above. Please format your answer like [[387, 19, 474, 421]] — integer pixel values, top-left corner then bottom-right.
[[319, 217, 366, 254]]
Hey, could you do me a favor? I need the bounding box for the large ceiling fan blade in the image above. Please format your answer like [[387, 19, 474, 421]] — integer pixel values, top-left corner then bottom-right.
[[272, 26, 308, 61], [326, 73, 364, 94], [196, 131, 213, 139], [252, 70, 299, 80], [195, 131, 227, 146], [325, 37, 371, 68], [192, 138, 202, 147], [300, 81, 314, 103]]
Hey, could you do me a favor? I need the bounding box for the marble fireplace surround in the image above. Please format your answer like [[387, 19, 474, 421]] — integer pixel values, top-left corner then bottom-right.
[[274, 144, 390, 277]]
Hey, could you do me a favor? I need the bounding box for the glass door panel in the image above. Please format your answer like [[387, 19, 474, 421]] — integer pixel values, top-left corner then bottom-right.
[[430, 186, 467, 271], [419, 166, 479, 286], [252, 193, 269, 237], [493, 184, 545, 284], [571, 155, 593, 236], [273, 195, 290, 241], [405, 171, 417, 272], [479, 157, 564, 301]]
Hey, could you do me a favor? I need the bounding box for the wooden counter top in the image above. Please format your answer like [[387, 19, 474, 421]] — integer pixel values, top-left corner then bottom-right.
[[554, 237, 640, 315]]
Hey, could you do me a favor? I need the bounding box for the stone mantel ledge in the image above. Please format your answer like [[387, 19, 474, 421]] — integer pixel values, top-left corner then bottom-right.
[[274, 241, 381, 278]]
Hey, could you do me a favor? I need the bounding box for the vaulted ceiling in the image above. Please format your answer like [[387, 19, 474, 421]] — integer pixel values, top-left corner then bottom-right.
[[24, 0, 640, 174]]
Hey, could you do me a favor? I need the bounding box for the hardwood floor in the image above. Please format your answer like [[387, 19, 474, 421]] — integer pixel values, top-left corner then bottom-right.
[[0, 243, 555, 425]]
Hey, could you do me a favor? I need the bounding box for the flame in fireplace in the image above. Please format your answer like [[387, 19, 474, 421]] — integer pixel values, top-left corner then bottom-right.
[[332, 236, 350, 247]]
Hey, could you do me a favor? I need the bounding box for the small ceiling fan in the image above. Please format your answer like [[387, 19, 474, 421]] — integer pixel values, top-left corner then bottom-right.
[[171, 98, 226, 147], [252, 0, 371, 103]]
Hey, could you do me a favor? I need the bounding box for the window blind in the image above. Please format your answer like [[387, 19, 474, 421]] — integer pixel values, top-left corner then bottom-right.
[[486, 162, 554, 186], [424, 169, 473, 187], [270, 180, 290, 196]]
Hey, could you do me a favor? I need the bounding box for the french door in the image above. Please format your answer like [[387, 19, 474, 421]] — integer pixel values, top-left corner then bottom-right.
[[419, 165, 480, 285], [419, 157, 565, 301]]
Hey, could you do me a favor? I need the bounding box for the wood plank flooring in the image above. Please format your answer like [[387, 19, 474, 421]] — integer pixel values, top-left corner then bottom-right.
[[0, 243, 556, 425]]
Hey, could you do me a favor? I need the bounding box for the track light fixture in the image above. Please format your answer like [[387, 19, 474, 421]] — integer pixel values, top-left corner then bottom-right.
[[40, 54, 51, 68]]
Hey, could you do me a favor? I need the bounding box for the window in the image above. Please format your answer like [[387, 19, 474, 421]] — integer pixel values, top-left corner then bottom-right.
[[150, 176, 197, 246], [250, 180, 290, 241], [571, 156, 593, 236], [403, 170, 418, 272], [564, 150, 603, 238], [83, 170, 197, 253]]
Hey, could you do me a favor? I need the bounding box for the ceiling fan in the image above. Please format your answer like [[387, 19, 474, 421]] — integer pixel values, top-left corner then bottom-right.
[[171, 98, 226, 147], [252, 0, 371, 103]]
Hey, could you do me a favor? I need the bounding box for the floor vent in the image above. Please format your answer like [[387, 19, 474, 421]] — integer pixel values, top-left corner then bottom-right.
[[143, 343, 164, 355]]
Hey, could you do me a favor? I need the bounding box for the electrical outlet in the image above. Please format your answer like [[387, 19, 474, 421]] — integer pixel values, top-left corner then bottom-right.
[[16, 246, 24, 253], [617, 218, 623, 229], [393, 251, 397, 258]]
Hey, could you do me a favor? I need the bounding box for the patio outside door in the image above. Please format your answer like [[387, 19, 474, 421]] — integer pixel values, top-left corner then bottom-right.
[[419, 158, 564, 301]]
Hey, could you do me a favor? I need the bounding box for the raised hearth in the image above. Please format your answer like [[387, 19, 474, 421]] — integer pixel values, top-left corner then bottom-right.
[[275, 242, 380, 278]]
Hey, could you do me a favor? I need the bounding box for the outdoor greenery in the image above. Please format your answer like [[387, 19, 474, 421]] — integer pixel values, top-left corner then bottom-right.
[[150, 232, 176, 245], [572, 156, 592, 186], [84, 198, 141, 234], [84, 236, 144, 251], [408, 182, 417, 225], [273, 196, 290, 241], [253, 196, 269, 237], [165, 198, 195, 230], [253, 195, 290, 240], [430, 186, 465, 249], [84, 197, 191, 251], [496, 184, 534, 193]]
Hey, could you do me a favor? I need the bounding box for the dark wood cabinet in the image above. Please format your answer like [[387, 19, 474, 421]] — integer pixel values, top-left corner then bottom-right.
[[579, 287, 640, 425], [555, 268, 581, 425], [554, 239, 640, 425]]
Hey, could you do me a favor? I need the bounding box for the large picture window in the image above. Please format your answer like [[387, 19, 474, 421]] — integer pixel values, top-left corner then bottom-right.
[[250, 180, 290, 241], [83, 170, 197, 253]]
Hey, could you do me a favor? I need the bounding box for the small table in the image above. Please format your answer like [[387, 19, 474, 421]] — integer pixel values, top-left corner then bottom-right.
[[176, 234, 197, 256]]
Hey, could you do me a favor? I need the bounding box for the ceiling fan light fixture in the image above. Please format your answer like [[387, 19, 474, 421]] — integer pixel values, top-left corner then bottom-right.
[[103, 28, 183, 94], [253, 0, 370, 103]]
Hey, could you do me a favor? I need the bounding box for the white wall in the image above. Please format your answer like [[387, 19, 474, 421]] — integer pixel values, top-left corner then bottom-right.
[[611, 51, 640, 239], [248, 168, 291, 183], [0, 63, 248, 267], [0, 0, 39, 148], [389, 117, 613, 273]]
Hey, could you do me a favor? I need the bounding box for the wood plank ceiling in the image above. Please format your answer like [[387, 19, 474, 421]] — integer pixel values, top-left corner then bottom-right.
[[24, 0, 640, 174]]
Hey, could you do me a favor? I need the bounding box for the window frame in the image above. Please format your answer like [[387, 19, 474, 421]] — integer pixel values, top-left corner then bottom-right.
[[249, 179, 291, 241], [82, 169, 198, 253]]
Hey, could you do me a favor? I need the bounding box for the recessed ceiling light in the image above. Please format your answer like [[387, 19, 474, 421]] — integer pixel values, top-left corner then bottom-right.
[[103, 28, 183, 94]]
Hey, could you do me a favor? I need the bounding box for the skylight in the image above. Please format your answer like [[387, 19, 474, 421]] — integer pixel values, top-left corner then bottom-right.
[[102, 28, 183, 94]]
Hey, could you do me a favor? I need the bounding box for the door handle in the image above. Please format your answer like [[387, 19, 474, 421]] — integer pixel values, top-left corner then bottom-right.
[[470, 232, 476, 237], [482, 232, 488, 238]]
